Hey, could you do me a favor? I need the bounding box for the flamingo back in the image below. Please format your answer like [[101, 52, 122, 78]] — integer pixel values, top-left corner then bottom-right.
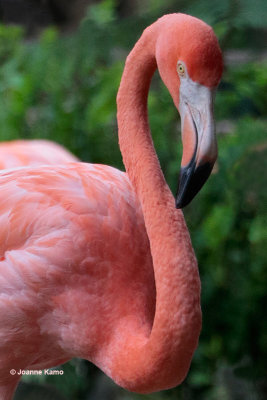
[[0, 140, 78, 169]]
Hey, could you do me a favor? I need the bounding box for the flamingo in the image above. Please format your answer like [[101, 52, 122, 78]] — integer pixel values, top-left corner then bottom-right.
[[0, 13, 223, 399], [0, 139, 78, 169]]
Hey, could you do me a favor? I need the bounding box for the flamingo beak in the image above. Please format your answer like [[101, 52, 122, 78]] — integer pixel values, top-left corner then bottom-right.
[[176, 88, 217, 208]]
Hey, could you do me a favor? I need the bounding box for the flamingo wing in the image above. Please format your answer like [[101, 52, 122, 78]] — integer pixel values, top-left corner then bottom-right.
[[0, 163, 154, 381]]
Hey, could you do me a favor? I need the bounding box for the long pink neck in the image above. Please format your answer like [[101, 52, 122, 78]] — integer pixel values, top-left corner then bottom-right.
[[109, 24, 201, 393]]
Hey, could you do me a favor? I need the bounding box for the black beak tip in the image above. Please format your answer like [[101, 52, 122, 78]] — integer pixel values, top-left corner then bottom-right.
[[175, 197, 187, 209], [176, 162, 214, 209]]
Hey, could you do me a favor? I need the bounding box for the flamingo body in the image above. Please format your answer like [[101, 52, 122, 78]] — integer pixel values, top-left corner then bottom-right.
[[0, 164, 156, 389]]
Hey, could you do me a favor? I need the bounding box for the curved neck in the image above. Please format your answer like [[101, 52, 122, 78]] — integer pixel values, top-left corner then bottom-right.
[[117, 26, 169, 201], [111, 25, 201, 393]]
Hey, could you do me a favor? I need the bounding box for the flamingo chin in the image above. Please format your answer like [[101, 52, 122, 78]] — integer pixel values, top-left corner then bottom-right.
[[0, 13, 223, 399]]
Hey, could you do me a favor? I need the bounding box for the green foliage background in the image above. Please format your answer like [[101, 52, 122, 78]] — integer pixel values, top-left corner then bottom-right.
[[0, 0, 266, 399]]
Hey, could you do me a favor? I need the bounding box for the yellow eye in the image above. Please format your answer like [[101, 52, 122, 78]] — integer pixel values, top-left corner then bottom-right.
[[177, 63, 185, 76]]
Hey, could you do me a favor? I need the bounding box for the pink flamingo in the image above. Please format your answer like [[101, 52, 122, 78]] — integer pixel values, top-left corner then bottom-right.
[[0, 139, 78, 169], [0, 14, 223, 399]]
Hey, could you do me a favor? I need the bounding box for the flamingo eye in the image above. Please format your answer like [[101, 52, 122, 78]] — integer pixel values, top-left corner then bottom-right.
[[177, 62, 185, 77]]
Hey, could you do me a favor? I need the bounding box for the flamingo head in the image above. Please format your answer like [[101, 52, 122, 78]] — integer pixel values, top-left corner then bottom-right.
[[156, 14, 223, 208]]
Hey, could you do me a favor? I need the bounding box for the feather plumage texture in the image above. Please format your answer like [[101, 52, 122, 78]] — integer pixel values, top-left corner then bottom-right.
[[0, 140, 78, 169], [0, 163, 154, 378]]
